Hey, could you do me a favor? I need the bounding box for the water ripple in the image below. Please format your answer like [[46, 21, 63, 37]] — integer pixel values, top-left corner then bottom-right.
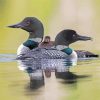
[[0, 54, 16, 62]]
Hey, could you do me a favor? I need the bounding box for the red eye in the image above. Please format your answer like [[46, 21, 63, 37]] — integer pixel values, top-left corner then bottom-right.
[[73, 34, 76, 37], [26, 21, 30, 25]]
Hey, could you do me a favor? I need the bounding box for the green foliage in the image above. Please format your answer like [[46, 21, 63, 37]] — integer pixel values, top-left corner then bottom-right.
[[0, 0, 58, 53]]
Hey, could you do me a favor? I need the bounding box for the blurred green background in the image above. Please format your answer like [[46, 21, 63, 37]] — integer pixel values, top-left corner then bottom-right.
[[0, 0, 100, 54], [0, 1, 100, 100]]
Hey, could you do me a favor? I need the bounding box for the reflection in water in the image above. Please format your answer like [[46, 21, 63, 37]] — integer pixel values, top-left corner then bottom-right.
[[29, 74, 44, 89], [0, 54, 100, 100], [17, 58, 77, 89], [0, 54, 16, 62], [24, 70, 91, 100], [56, 71, 90, 84]]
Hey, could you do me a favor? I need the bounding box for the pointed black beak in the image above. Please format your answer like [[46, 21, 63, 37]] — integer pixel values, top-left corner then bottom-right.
[[77, 35, 92, 41], [8, 23, 23, 28]]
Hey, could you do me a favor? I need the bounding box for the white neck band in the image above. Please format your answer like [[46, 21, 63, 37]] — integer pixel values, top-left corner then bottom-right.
[[55, 45, 68, 50], [29, 38, 42, 43]]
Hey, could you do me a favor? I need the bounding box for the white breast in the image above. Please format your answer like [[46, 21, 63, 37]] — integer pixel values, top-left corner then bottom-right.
[[70, 50, 77, 60], [55, 45, 68, 50], [17, 44, 30, 55], [68, 50, 78, 66]]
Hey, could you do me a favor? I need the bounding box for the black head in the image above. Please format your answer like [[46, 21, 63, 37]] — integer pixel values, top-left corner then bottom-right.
[[55, 29, 92, 46], [8, 17, 44, 38]]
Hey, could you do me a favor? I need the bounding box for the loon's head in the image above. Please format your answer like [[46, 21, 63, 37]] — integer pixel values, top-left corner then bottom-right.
[[8, 17, 44, 40], [55, 29, 92, 46]]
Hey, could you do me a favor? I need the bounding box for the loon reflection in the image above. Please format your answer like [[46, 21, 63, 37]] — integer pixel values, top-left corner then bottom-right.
[[17, 58, 77, 89]]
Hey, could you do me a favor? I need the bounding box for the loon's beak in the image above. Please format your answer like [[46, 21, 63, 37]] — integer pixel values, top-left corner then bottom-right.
[[8, 22, 23, 28], [77, 35, 92, 41]]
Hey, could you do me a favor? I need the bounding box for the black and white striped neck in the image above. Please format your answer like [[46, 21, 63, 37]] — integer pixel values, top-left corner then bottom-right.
[[23, 38, 42, 50]]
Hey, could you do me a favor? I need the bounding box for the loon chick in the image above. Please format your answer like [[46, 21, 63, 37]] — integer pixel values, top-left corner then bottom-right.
[[39, 36, 54, 48], [39, 36, 54, 78]]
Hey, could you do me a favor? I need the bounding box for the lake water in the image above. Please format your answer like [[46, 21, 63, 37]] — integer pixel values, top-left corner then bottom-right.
[[0, 54, 100, 100]]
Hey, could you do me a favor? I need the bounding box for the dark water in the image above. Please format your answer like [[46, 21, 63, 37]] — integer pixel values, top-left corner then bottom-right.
[[0, 54, 100, 100]]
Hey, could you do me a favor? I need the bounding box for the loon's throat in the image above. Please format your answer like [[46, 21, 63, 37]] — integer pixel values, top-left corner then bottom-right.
[[29, 31, 44, 40], [29, 38, 42, 43], [23, 39, 39, 50], [55, 45, 68, 50]]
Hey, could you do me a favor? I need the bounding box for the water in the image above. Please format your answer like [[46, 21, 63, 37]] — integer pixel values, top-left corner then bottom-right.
[[0, 54, 100, 100]]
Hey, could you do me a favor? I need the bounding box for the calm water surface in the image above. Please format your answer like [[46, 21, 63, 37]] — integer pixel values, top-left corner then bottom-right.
[[0, 54, 100, 100]]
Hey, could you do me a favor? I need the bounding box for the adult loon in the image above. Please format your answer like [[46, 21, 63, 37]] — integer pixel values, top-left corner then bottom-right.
[[39, 35, 98, 58], [8, 17, 92, 60], [8, 17, 44, 57], [54, 30, 98, 58]]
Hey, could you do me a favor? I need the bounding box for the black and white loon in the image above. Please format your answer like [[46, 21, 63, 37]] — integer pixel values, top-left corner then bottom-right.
[[54, 29, 98, 58]]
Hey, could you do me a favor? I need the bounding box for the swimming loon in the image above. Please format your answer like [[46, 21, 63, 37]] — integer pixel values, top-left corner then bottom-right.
[[54, 30, 98, 58], [8, 17, 44, 56], [40, 35, 98, 58], [8, 17, 92, 60]]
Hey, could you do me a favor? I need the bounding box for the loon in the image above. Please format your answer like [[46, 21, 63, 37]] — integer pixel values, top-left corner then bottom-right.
[[54, 30, 98, 58], [39, 36, 54, 48], [39, 30, 92, 59], [8, 17, 44, 57], [39, 35, 98, 58], [8, 17, 92, 60]]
